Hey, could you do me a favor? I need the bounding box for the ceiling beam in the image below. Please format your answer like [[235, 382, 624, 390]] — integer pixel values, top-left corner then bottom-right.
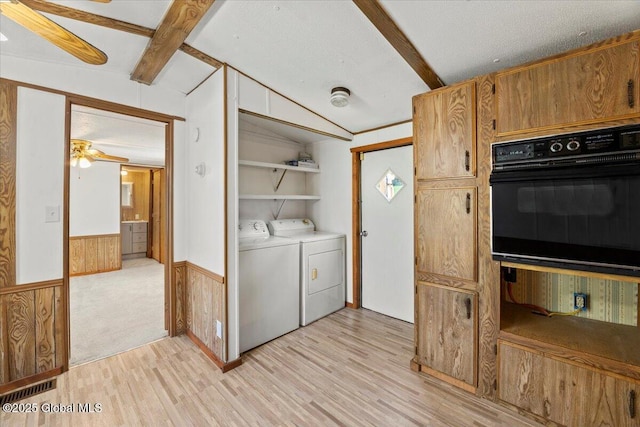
[[130, 0, 217, 85], [352, 0, 444, 89], [23, 0, 222, 70]]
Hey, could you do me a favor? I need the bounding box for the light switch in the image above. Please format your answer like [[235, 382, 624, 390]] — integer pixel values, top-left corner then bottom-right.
[[45, 205, 60, 223]]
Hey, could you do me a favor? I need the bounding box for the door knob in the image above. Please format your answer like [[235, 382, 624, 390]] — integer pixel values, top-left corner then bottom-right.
[[360, 230, 368, 237]]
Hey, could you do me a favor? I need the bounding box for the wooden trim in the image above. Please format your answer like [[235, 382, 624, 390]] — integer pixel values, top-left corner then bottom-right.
[[353, 118, 413, 136], [0, 78, 185, 122], [223, 65, 229, 362], [63, 98, 71, 373], [0, 81, 17, 289], [501, 261, 640, 284], [0, 366, 63, 395], [352, 0, 444, 89], [239, 109, 352, 142], [0, 279, 63, 296], [185, 329, 242, 373], [345, 302, 357, 309], [230, 67, 353, 136], [130, 0, 216, 85], [186, 67, 223, 97], [350, 136, 413, 153], [186, 261, 225, 284], [69, 233, 119, 240], [22, 0, 223, 70], [418, 364, 476, 394], [350, 136, 413, 309], [166, 120, 175, 337]]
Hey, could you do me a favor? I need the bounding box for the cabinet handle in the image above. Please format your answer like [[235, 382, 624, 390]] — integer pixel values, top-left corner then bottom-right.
[[464, 150, 470, 171], [630, 390, 636, 419], [629, 80, 635, 108], [465, 298, 472, 319], [466, 193, 471, 214]]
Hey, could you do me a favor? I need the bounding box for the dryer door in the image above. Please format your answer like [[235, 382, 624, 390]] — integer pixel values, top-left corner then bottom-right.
[[308, 248, 344, 295]]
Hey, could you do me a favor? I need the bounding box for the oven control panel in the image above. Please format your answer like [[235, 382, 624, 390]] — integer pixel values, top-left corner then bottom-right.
[[493, 124, 640, 167]]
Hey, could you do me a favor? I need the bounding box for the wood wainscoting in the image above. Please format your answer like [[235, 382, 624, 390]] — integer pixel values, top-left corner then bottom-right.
[[69, 234, 121, 277], [0, 279, 65, 394], [183, 262, 236, 370]]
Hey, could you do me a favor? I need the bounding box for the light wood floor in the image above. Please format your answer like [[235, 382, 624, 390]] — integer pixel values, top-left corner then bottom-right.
[[1, 308, 540, 426]]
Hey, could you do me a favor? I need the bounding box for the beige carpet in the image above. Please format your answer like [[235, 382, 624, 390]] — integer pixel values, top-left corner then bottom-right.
[[70, 258, 167, 366]]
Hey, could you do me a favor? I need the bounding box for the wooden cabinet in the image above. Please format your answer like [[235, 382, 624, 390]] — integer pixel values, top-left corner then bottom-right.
[[121, 221, 147, 256], [496, 37, 640, 137], [416, 282, 477, 388], [499, 340, 640, 427], [413, 81, 476, 180], [416, 187, 477, 282]]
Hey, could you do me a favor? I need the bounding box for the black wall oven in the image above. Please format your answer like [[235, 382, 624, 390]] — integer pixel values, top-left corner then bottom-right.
[[490, 124, 640, 277]]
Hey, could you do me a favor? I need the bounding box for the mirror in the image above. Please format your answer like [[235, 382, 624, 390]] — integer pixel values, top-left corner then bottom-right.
[[121, 182, 133, 207]]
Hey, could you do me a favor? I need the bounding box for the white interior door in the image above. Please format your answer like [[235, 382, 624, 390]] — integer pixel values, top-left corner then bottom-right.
[[361, 145, 414, 323]]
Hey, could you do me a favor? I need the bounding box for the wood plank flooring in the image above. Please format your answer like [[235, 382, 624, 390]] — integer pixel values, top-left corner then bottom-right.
[[0, 308, 540, 426]]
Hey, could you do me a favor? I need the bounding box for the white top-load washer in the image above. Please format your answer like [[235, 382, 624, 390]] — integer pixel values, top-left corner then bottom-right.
[[238, 220, 300, 353], [268, 219, 346, 326]]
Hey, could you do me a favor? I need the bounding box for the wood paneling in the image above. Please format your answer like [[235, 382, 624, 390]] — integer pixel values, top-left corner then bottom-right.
[[185, 262, 225, 363], [121, 168, 151, 222], [475, 74, 501, 398], [416, 187, 477, 282], [416, 282, 477, 388], [0, 81, 17, 289], [352, 0, 444, 89], [69, 234, 121, 276], [496, 35, 640, 137], [414, 81, 476, 180], [0, 280, 65, 391], [499, 341, 640, 426], [173, 261, 186, 335], [130, 0, 217, 85]]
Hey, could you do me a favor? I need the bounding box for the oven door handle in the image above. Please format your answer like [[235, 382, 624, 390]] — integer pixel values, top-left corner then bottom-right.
[[490, 163, 640, 183]]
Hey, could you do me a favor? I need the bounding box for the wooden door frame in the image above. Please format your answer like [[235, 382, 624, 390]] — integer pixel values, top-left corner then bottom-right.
[[65, 95, 179, 346], [349, 137, 412, 309]]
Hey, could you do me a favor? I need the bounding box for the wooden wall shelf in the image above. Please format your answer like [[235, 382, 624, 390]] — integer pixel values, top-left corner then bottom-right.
[[501, 261, 640, 284]]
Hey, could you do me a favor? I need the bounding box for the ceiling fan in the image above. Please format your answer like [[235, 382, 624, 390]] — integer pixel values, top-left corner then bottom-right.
[[70, 139, 129, 168], [0, 0, 110, 65]]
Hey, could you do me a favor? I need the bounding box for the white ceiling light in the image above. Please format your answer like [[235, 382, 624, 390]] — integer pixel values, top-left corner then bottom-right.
[[0, 32, 8, 42], [330, 87, 350, 108]]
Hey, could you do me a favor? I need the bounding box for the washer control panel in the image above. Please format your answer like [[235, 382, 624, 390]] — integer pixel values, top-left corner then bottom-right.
[[238, 220, 269, 239]]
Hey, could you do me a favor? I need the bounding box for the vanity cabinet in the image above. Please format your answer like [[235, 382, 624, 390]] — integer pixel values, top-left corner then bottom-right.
[[496, 35, 640, 137], [121, 222, 147, 256], [416, 282, 477, 389], [413, 81, 476, 180], [499, 340, 640, 427]]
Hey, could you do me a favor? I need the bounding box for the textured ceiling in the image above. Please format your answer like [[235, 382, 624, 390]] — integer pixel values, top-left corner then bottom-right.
[[2, 0, 640, 136]]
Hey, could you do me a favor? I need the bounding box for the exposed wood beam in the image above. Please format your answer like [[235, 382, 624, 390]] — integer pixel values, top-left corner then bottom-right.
[[352, 0, 445, 89], [23, 0, 222, 70], [131, 0, 217, 85]]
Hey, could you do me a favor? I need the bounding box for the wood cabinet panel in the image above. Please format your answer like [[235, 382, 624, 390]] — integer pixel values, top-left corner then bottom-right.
[[413, 81, 476, 180], [499, 341, 640, 426], [496, 38, 640, 136], [417, 282, 477, 387], [416, 187, 477, 282], [70, 234, 121, 276]]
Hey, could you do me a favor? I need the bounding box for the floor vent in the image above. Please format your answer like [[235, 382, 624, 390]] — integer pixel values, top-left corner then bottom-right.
[[0, 379, 56, 405]]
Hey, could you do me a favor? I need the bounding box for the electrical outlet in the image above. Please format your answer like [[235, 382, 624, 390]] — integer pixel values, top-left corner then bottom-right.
[[574, 293, 587, 311], [502, 267, 517, 283], [216, 320, 222, 338]]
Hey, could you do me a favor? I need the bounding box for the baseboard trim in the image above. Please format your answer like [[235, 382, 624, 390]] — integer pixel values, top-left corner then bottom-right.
[[0, 367, 63, 395], [185, 329, 242, 373], [345, 302, 357, 309]]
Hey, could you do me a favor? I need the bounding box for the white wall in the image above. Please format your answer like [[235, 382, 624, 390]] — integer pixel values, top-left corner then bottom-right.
[[16, 88, 65, 284], [310, 122, 413, 303], [185, 70, 226, 275], [172, 120, 187, 261], [69, 162, 121, 236]]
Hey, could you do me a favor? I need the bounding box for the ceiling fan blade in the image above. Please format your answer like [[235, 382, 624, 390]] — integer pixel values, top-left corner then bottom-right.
[[0, 0, 108, 65], [90, 0, 111, 3], [91, 151, 130, 163]]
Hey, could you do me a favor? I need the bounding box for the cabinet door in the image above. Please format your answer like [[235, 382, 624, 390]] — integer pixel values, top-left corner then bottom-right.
[[413, 81, 476, 180], [496, 39, 640, 136], [499, 341, 640, 426], [416, 282, 477, 387], [121, 223, 132, 255], [416, 187, 477, 281]]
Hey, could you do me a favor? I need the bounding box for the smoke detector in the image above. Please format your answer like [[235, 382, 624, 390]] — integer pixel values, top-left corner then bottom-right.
[[330, 87, 350, 107]]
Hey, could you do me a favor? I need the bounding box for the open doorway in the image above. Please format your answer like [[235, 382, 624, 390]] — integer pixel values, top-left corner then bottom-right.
[[68, 104, 169, 365]]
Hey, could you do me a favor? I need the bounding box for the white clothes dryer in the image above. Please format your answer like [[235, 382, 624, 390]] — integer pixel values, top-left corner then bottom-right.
[[238, 220, 300, 353], [268, 219, 346, 326]]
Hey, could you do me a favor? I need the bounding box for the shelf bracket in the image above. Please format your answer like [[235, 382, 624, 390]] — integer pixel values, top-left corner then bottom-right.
[[273, 168, 287, 192], [274, 199, 287, 219]]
